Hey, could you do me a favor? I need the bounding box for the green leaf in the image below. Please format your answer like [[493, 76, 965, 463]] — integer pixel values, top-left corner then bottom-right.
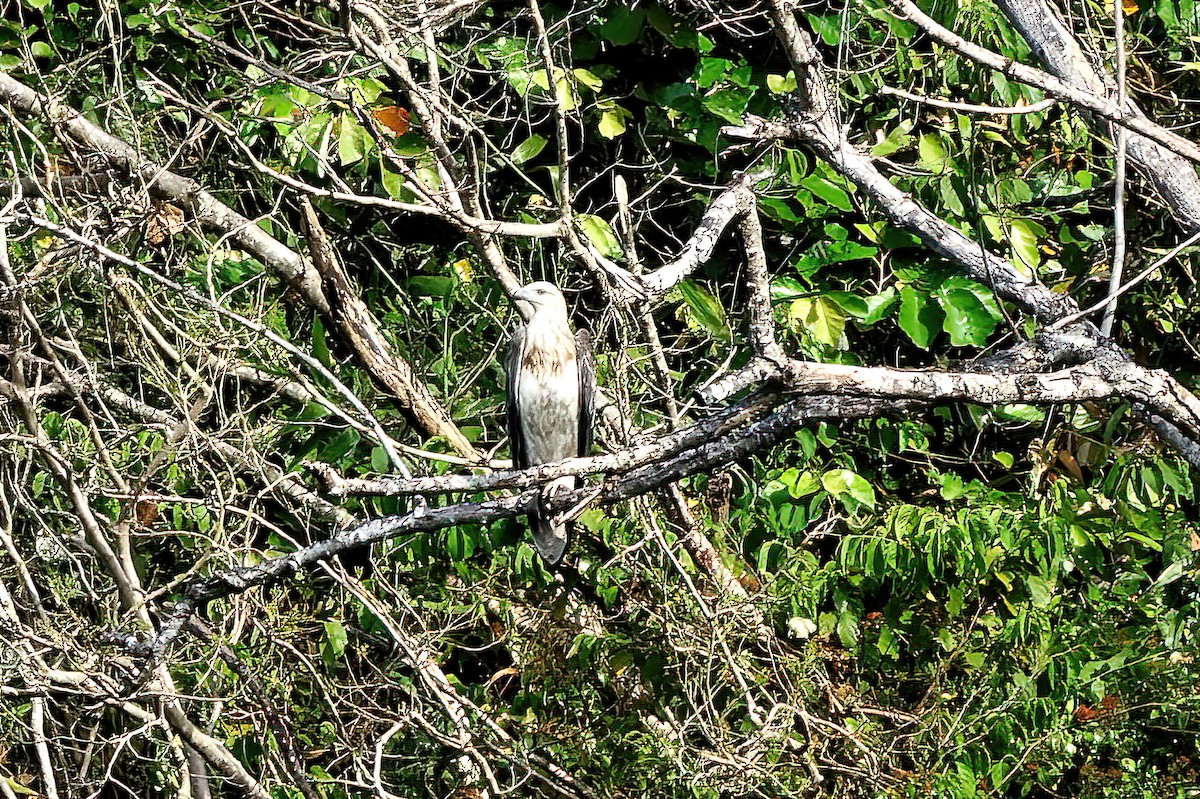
[[770, 275, 809, 300], [1149, 559, 1187, 590], [337, 117, 373, 165], [597, 105, 632, 139], [678, 279, 729, 341], [696, 57, 732, 88], [821, 468, 876, 509], [836, 610, 860, 648], [898, 285, 944, 349], [371, 445, 390, 472], [510, 134, 547, 165], [859, 288, 899, 325], [312, 314, 332, 368], [804, 14, 841, 46], [792, 238, 877, 277], [1025, 575, 1052, 608], [937, 287, 999, 347], [599, 8, 646, 45], [871, 120, 915, 157], [918, 133, 949, 173], [572, 68, 603, 92], [799, 174, 854, 212], [323, 620, 348, 658], [788, 296, 846, 347], [554, 74, 577, 111], [406, 276, 455, 298], [824, 291, 870, 319], [701, 87, 750, 124], [766, 72, 797, 94], [380, 163, 412, 201], [576, 214, 623, 259], [1009, 218, 1046, 274]]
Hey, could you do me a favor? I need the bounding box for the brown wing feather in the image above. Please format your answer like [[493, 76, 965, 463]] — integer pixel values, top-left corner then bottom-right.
[[575, 329, 595, 457], [504, 324, 528, 468]]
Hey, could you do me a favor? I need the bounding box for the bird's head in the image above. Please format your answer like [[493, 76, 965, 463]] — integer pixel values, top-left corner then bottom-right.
[[513, 281, 568, 323]]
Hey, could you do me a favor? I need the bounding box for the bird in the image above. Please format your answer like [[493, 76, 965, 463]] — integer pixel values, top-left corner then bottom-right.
[[505, 281, 595, 566]]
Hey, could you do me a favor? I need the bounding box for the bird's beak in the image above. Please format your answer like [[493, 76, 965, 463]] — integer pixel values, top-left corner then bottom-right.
[[513, 288, 535, 321]]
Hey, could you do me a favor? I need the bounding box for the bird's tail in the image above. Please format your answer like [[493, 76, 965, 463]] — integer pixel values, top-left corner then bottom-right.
[[530, 476, 573, 566]]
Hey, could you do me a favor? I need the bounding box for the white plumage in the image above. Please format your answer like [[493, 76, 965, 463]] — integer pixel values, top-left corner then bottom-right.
[[505, 282, 594, 565]]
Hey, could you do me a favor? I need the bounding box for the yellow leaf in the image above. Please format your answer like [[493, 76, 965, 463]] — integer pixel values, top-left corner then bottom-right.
[[452, 259, 474, 283], [1122, 0, 1138, 14]]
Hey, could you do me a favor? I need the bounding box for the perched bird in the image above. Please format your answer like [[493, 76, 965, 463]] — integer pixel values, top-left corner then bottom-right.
[[505, 281, 595, 565]]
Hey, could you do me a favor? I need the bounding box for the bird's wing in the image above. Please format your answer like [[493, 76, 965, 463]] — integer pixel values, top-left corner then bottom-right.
[[505, 325, 528, 468], [576, 328, 595, 457]]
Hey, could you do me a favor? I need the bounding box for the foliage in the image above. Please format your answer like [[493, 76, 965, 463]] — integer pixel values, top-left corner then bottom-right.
[[0, 0, 1198, 796]]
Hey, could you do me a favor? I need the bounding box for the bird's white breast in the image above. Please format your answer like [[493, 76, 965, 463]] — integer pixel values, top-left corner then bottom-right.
[[519, 316, 579, 464]]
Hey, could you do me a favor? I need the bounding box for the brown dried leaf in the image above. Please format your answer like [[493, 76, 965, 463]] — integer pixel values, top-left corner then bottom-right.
[[146, 202, 185, 244], [372, 106, 411, 137]]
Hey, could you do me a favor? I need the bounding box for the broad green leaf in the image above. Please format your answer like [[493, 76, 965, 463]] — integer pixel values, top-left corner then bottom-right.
[[918, 133, 949, 173], [598, 106, 632, 139], [898, 285, 944, 349], [804, 14, 841, 45], [824, 291, 870, 319], [1026, 575, 1052, 608], [859, 287, 899, 325], [940, 175, 965, 217], [696, 57, 732, 88], [793, 239, 877, 277], [371, 445, 390, 472], [323, 620, 348, 657], [1009, 218, 1046, 274], [407, 276, 455, 298], [678, 279, 729, 341], [1150, 559, 1187, 590], [995, 404, 1044, 422], [800, 174, 854, 211], [577, 214, 623, 259], [766, 72, 798, 94], [599, 7, 646, 44], [937, 287, 998, 347], [701, 88, 749, 124], [821, 468, 876, 508], [837, 610, 860, 648], [788, 296, 846, 347], [511, 134, 547, 165], [771, 275, 809, 300], [555, 75, 577, 111], [380, 163, 412, 202], [573, 68, 603, 92], [312, 313, 332, 368], [337, 117, 373, 165], [870, 120, 915, 157]]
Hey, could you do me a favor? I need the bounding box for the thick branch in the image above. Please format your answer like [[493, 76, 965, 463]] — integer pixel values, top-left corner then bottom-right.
[[133, 392, 912, 658], [299, 200, 480, 460], [0, 71, 329, 313]]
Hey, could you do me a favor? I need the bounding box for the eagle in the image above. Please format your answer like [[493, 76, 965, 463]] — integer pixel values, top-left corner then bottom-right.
[[505, 281, 595, 566]]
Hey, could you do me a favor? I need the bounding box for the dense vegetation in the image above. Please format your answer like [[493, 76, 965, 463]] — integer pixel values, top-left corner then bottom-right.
[[0, 0, 1198, 796]]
